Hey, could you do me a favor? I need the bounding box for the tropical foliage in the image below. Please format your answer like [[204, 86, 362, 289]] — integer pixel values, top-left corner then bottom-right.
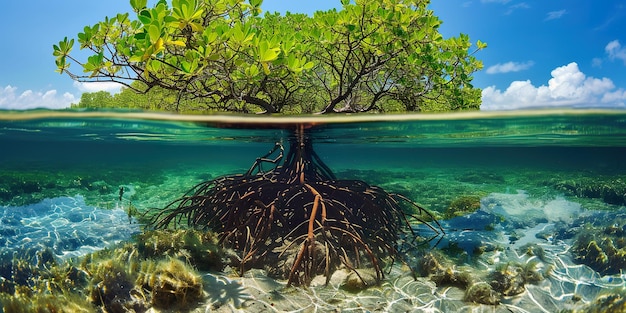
[[56, 0, 486, 114]]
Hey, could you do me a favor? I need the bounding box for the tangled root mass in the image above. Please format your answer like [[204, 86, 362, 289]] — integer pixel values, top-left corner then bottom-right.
[[150, 127, 443, 286]]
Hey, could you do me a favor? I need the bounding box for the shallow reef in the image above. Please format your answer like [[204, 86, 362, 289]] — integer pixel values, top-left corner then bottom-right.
[[488, 260, 544, 296], [570, 215, 626, 275], [415, 249, 549, 307], [0, 292, 96, 313], [0, 169, 158, 207], [561, 289, 626, 313], [464, 282, 501, 305], [0, 229, 222, 312], [135, 229, 225, 271], [455, 171, 505, 185], [2, 166, 626, 311], [549, 176, 626, 206], [0, 210, 624, 312], [444, 194, 483, 219], [137, 258, 204, 309]]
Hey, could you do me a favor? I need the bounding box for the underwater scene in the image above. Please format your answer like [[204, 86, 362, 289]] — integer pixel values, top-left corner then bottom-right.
[[0, 109, 625, 312]]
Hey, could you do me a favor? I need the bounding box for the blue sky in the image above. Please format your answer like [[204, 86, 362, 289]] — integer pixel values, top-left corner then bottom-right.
[[0, 0, 625, 110]]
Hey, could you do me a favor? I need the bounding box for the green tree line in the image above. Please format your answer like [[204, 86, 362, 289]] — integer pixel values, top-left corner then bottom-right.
[[57, 0, 486, 114], [71, 83, 216, 112]]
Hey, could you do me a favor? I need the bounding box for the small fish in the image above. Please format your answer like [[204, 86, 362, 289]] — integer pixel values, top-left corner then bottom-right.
[[119, 186, 124, 201]]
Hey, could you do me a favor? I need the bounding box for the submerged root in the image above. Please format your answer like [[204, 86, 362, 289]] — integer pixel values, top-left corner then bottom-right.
[[149, 129, 443, 286]]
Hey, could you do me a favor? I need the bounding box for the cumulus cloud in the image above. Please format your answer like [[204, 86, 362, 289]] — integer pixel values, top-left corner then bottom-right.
[[605, 40, 626, 64], [73, 81, 123, 93], [481, 62, 626, 110], [545, 9, 567, 21], [0, 85, 78, 110], [602, 89, 626, 104], [486, 61, 534, 74], [0, 82, 124, 110]]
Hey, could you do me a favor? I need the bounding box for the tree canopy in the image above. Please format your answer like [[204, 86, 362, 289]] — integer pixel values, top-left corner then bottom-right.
[[55, 0, 486, 114]]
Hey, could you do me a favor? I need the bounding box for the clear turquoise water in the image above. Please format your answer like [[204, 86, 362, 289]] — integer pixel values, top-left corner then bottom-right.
[[1, 109, 625, 312]]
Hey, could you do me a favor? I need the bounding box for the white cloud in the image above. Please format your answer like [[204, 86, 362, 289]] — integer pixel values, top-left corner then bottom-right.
[[602, 89, 626, 104], [73, 81, 123, 93], [605, 40, 626, 64], [545, 9, 567, 21], [0, 85, 78, 110], [592, 57, 603, 68], [505, 2, 530, 15], [481, 62, 625, 110], [486, 61, 534, 74]]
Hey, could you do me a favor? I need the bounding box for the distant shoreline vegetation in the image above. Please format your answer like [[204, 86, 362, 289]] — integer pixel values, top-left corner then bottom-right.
[[70, 82, 478, 114]]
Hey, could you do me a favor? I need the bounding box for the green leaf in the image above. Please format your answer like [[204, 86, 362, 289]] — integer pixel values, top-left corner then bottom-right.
[[87, 53, 104, 66], [191, 9, 204, 20], [203, 29, 218, 43], [258, 41, 280, 63], [180, 58, 198, 73], [129, 54, 143, 63], [134, 32, 147, 41], [246, 64, 260, 77], [116, 13, 128, 23], [285, 53, 298, 72], [167, 39, 186, 47], [53, 37, 74, 57], [77, 27, 93, 47], [55, 58, 69, 74], [232, 24, 246, 43], [130, 0, 148, 12], [148, 24, 160, 44], [138, 10, 152, 25]]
